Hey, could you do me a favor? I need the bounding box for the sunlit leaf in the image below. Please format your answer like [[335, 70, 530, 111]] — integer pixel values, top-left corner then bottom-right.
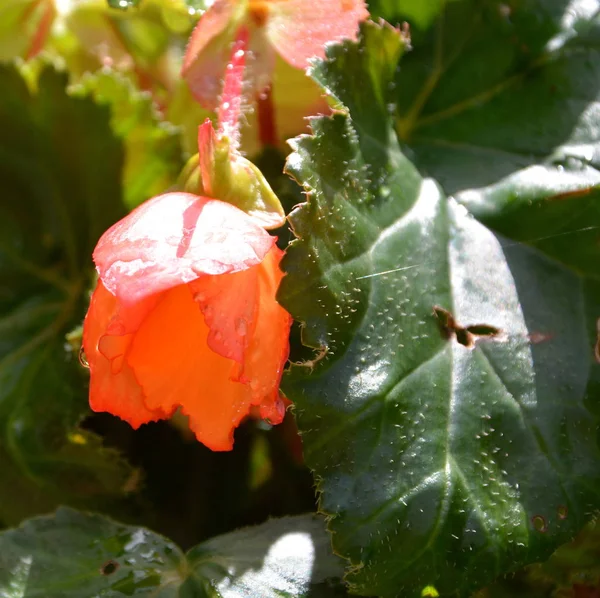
[[0, 508, 347, 597], [280, 15, 600, 597]]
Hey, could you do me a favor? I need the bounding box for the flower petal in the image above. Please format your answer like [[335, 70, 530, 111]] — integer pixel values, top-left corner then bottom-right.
[[190, 244, 291, 423], [126, 283, 257, 451], [181, 0, 241, 109], [245, 24, 277, 98], [83, 280, 168, 427], [266, 0, 368, 68], [93, 193, 275, 305], [189, 265, 259, 365], [187, 244, 291, 403], [241, 245, 292, 423]]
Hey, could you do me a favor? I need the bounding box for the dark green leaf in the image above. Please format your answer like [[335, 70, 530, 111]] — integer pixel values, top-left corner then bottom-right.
[[0, 63, 134, 524], [0, 508, 347, 597], [395, 0, 600, 198], [280, 18, 600, 598], [0, 507, 184, 597]]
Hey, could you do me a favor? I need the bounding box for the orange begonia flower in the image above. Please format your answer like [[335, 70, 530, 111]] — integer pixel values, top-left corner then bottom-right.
[[182, 0, 369, 109], [83, 192, 292, 451]]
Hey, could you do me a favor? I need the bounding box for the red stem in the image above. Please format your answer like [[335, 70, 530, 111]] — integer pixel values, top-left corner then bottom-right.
[[217, 26, 249, 148], [257, 85, 277, 148], [25, 0, 54, 60]]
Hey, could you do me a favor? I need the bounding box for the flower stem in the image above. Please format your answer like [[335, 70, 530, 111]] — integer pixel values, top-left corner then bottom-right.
[[217, 26, 249, 149], [24, 0, 54, 60], [257, 85, 277, 148]]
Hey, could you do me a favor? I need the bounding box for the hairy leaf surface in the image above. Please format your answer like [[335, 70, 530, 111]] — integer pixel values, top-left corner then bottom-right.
[[280, 15, 600, 597]]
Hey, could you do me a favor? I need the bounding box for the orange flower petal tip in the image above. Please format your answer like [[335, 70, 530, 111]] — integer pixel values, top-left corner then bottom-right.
[[83, 193, 292, 451]]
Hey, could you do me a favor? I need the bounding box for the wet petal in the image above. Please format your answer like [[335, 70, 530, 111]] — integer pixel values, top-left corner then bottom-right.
[[93, 193, 275, 305], [245, 23, 277, 98], [126, 283, 257, 451], [266, 0, 368, 68], [181, 0, 242, 109], [187, 244, 291, 402], [189, 265, 259, 365], [237, 246, 292, 423], [83, 280, 168, 427]]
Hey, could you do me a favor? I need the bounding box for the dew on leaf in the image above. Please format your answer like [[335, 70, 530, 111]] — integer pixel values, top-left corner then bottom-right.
[[531, 515, 547, 532], [107, 0, 140, 9]]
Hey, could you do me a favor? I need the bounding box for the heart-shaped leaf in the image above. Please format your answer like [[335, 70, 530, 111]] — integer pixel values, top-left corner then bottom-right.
[[280, 15, 600, 597]]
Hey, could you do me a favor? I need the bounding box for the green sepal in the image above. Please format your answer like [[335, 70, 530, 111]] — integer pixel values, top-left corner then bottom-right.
[[179, 125, 286, 229]]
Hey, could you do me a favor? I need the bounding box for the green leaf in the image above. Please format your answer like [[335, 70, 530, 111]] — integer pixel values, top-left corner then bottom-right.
[[107, 0, 142, 9], [0, 508, 347, 597], [280, 17, 600, 598], [187, 514, 347, 597], [71, 69, 184, 209], [0, 507, 184, 597], [395, 0, 600, 196], [0, 63, 134, 524], [367, 0, 447, 29], [45, 0, 192, 91]]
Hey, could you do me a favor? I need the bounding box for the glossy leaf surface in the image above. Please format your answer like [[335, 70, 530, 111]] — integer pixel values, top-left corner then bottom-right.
[[0, 507, 346, 597], [280, 15, 600, 597]]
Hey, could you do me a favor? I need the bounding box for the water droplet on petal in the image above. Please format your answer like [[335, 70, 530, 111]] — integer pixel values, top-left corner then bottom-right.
[[235, 317, 248, 336], [79, 346, 89, 368]]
